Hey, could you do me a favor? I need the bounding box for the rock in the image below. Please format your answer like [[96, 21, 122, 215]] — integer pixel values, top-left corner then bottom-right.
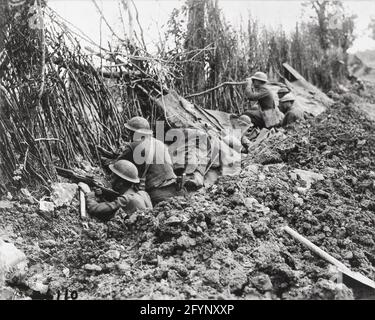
[[203, 269, 221, 287], [296, 187, 308, 195], [245, 164, 260, 176], [0, 200, 13, 209], [343, 251, 353, 260], [39, 201, 55, 212], [258, 173, 266, 181], [83, 264, 102, 272], [0, 286, 16, 300], [116, 262, 131, 273], [244, 197, 259, 209], [316, 190, 330, 199], [290, 172, 298, 180], [292, 169, 324, 189], [177, 235, 196, 248], [251, 220, 269, 236], [0, 239, 28, 285], [62, 268, 70, 277], [105, 250, 121, 260], [250, 274, 273, 292], [293, 194, 304, 206], [27, 274, 49, 294], [310, 279, 354, 300], [51, 183, 78, 207]]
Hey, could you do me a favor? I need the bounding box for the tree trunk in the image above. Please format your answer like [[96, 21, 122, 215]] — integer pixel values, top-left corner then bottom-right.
[[0, 0, 7, 111], [0, 0, 6, 49], [185, 0, 206, 93]]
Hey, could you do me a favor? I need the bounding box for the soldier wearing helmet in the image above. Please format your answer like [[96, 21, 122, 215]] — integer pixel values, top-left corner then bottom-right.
[[278, 93, 305, 126], [118, 116, 184, 205], [277, 86, 290, 100], [79, 160, 152, 221], [243, 71, 277, 128]]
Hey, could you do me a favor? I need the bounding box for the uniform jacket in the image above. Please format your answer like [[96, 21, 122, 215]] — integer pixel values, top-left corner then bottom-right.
[[118, 137, 177, 191], [86, 188, 152, 221], [246, 85, 275, 111]]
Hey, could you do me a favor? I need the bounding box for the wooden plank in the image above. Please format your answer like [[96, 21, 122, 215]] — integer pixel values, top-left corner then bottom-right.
[[282, 63, 304, 81], [283, 226, 375, 290]]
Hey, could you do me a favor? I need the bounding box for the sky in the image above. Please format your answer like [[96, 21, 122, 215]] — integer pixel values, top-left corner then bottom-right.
[[48, 0, 375, 54]]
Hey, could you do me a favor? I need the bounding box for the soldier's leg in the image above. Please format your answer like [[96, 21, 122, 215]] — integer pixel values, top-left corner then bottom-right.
[[243, 110, 265, 129]]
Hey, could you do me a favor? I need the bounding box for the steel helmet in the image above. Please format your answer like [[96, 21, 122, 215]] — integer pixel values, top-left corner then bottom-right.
[[124, 117, 153, 135], [238, 115, 253, 130], [277, 87, 290, 94], [108, 160, 140, 184], [251, 71, 268, 83], [280, 93, 296, 103], [238, 115, 252, 126]]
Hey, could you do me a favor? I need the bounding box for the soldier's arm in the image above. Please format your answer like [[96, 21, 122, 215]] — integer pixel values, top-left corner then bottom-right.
[[245, 87, 270, 101], [86, 192, 125, 220], [116, 143, 133, 161]]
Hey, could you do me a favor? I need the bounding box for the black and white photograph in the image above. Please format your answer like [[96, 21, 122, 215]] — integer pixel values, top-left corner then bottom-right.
[[1, 0, 375, 304]]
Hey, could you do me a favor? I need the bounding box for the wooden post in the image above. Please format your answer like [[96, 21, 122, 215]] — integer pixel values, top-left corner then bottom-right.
[[79, 189, 87, 220]]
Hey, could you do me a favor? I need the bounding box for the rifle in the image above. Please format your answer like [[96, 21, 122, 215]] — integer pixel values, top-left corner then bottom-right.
[[55, 167, 120, 200]]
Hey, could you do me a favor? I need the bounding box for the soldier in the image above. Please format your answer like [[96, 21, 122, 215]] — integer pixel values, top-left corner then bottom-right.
[[244, 72, 281, 128], [79, 160, 152, 221], [118, 116, 185, 205], [278, 93, 305, 126], [277, 87, 290, 100]]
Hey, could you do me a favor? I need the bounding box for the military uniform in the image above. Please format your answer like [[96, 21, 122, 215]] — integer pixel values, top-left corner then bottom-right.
[[282, 107, 305, 126], [244, 85, 278, 128], [118, 137, 184, 204], [86, 188, 152, 221]]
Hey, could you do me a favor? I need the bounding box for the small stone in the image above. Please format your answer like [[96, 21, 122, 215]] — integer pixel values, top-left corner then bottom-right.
[[105, 250, 121, 260], [62, 268, 70, 277], [83, 264, 102, 272], [244, 197, 259, 209], [293, 169, 324, 189], [293, 194, 304, 206], [258, 173, 266, 181], [177, 235, 196, 248], [316, 190, 330, 199], [250, 274, 273, 292], [39, 201, 54, 212], [344, 251, 353, 260], [0, 200, 13, 209], [116, 262, 131, 273], [0, 287, 16, 300], [128, 213, 137, 224], [29, 281, 49, 295], [105, 262, 116, 271], [251, 220, 269, 236], [203, 269, 221, 287], [297, 187, 308, 195]]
